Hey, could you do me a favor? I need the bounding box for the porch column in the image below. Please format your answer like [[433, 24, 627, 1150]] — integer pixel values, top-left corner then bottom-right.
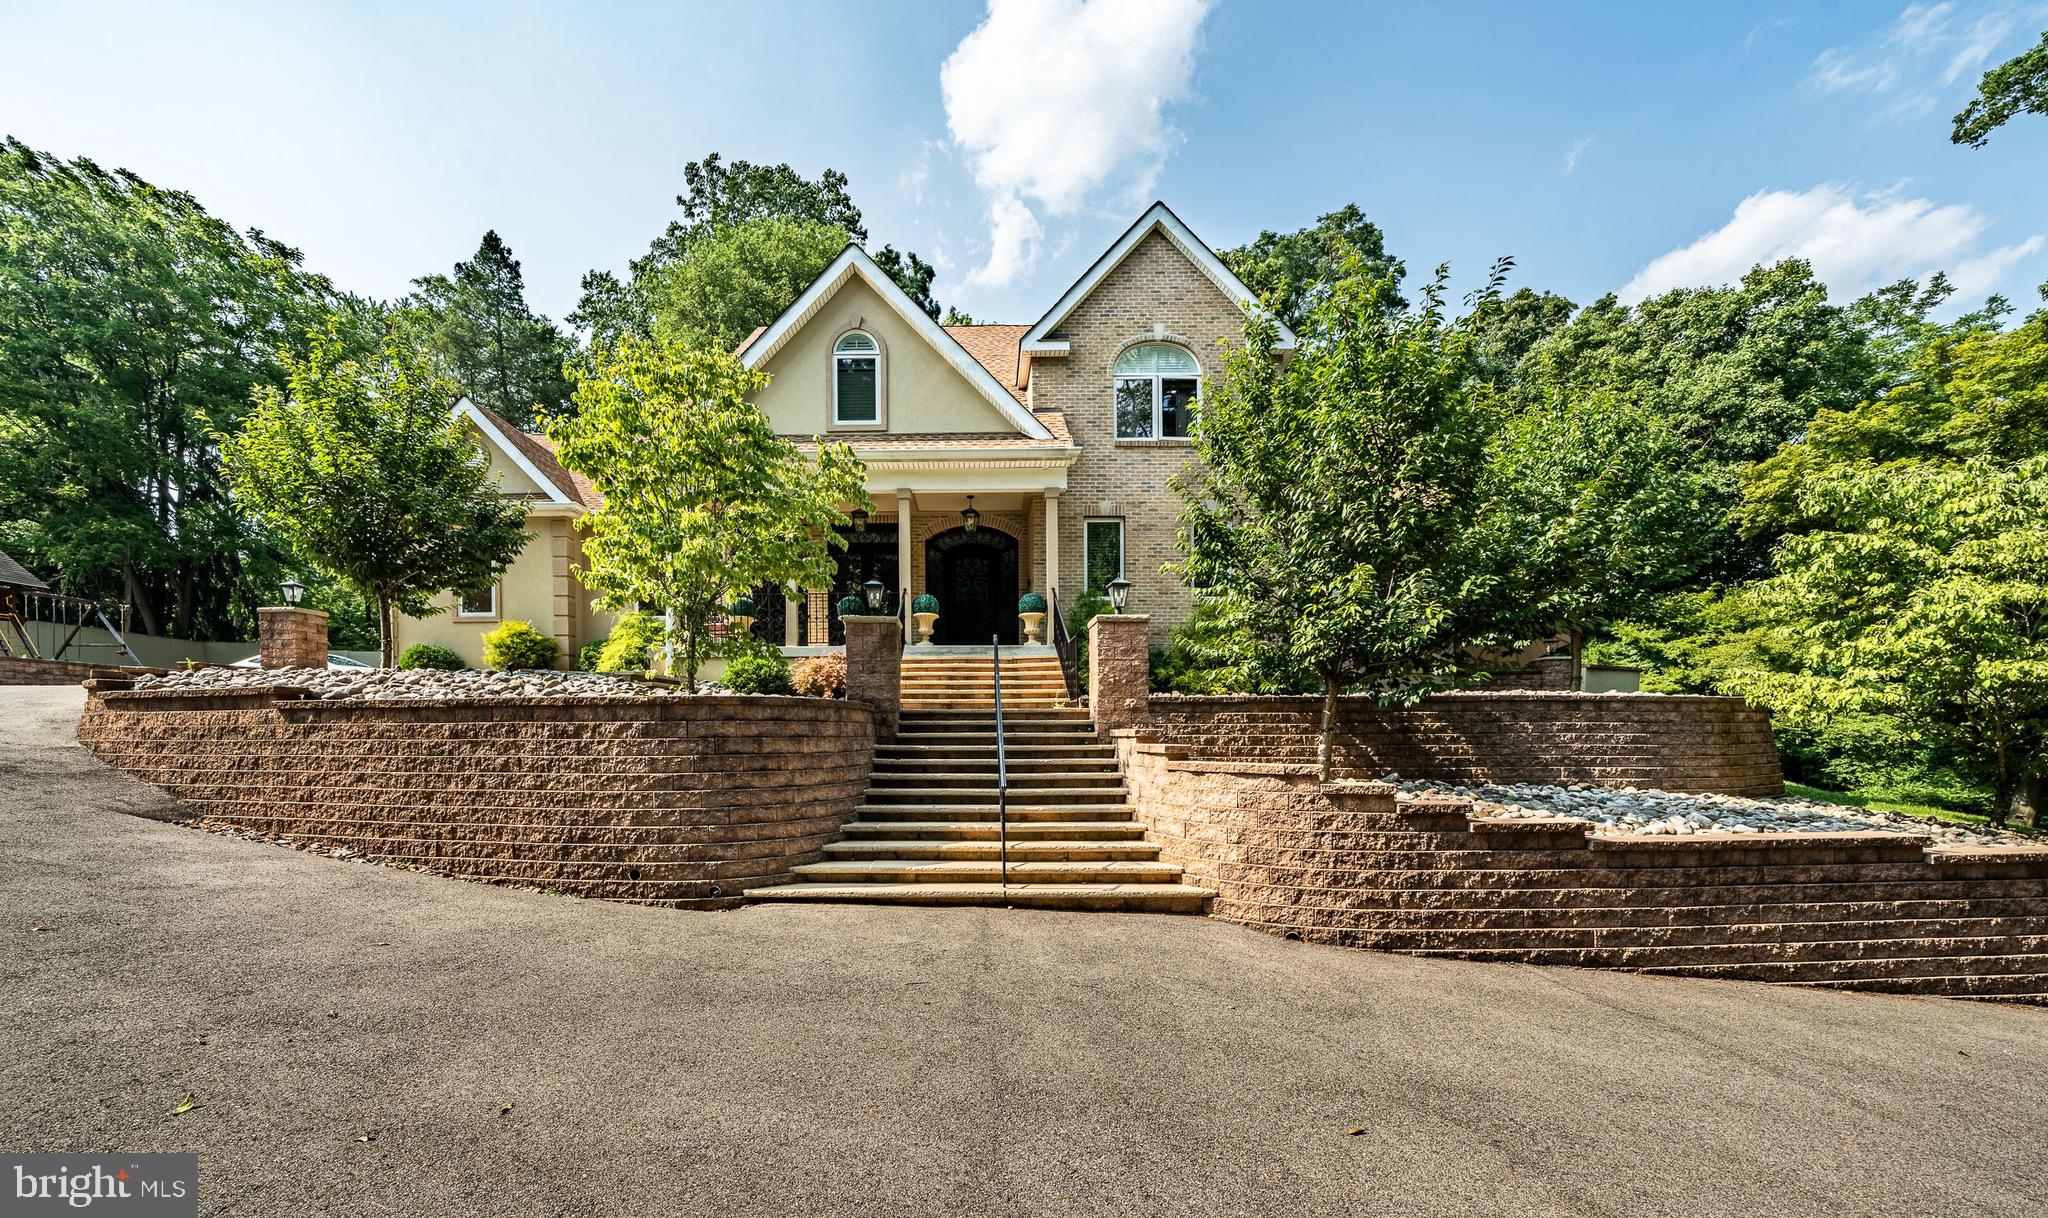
[[895, 488, 913, 643], [784, 592, 799, 648], [1042, 488, 1061, 604]]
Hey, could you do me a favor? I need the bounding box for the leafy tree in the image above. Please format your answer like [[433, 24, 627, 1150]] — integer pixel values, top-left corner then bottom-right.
[[1462, 286, 1576, 386], [1737, 455, 2048, 827], [0, 137, 337, 640], [1218, 204, 1405, 331], [874, 245, 939, 320], [644, 216, 849, 353], [1952, 29, 2048, 147], [1174, 261, 1703, 777], [401, 231, 575, 427], [941, 305, 979, 326], [220, 323, 531, 666], [546, 333, 868, 690]]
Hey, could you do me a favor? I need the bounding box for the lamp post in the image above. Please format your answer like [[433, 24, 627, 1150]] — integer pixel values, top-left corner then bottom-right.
[[280, 578, 305, 607], [862, 577, 886, 613], [1106, 576, 1130, 614], [960, 495, 980, 534]]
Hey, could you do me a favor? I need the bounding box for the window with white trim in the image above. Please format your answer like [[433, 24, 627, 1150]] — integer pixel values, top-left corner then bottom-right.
[[1112, 342, 1199, 439], [1084, 519, 1124, 595], [457, 584, 498, 619], [833, 330, 881, 424]]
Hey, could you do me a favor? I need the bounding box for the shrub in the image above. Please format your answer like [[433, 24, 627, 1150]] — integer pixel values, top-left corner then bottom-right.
[[792, 652, 847, 698], [728, 595, 755, 617], [480, 619, 560, 670], [913, 593, 940, 614], [576, 638, 607, 672], [837, 594, 864, 617], [1018, 591, 1047, 614], [596, 612, 664, 672], [398, 642, 464, 671], [722, 648, 793, 695]]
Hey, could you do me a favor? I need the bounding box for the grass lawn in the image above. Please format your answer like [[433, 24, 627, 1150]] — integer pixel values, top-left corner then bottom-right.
[[1784, 782, 2043, 838]]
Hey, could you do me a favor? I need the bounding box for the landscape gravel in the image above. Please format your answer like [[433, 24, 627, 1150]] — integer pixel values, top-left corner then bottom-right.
[[1390, 775, 2031, 846], [132, 666, 714, 700]]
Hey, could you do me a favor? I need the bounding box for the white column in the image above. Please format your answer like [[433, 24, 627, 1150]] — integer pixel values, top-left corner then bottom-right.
[[784, 592, 799, 647], [1043, 489, 1062, 605], [896, 488, 914, 643]]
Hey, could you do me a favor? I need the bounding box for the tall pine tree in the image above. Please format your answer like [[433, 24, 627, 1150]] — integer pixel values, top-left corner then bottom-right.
[[404, 231, 575, 427]]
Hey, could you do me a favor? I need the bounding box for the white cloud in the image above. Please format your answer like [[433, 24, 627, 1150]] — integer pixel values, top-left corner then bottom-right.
[[1619, 184, 2044, 304], [1808, 2, 2031, 101], [1562, 136, 1593, 175], [939, 0, 1217, 288]]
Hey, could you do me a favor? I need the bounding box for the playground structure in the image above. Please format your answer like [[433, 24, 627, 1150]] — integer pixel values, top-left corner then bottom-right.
[[0, 550, 135, 664]]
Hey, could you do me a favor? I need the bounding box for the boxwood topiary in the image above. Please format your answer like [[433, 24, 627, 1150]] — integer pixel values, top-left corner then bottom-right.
[[398, 642, 464, 671], [1017, 591, 1047, 614], [721, 648, 793, 695], [480, 619, 560, 670], [728, 595, 755, 617], [913, 593, 940, 614], [836, 594, 864, 617]]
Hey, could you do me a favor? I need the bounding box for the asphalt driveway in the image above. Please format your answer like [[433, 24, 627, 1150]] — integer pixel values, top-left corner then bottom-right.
[[3, 686, 2042, 1217]]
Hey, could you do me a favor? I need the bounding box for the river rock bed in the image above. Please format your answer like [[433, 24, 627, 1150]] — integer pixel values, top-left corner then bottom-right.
[[1390, 777, 2030, 846], [132, 666, 714, 700]]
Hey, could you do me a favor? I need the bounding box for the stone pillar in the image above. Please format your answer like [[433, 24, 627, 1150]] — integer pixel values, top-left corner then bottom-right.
[[841, 615, 903, 739], [1087, 613, 1150, 735], [896, 488, 914, 643], [257, 607, 330, 670], [1042, 489, 1061, 603]]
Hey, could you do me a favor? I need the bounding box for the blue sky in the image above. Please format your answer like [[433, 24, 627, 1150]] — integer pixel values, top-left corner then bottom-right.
[[3, 1, 2043, 325]]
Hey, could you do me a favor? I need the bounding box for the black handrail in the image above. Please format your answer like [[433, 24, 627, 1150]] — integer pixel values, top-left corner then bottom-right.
[[991, 631, 1011, 906], [1048, 585, 1081, 702]]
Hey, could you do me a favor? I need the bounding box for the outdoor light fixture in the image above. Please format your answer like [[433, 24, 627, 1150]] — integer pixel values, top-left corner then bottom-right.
[[862, 577, 885, 612], [961, 495, 980, 534], [280, 578, 305, 607], [1106, 576, 1131, 613], [850, 507, 869, 531]]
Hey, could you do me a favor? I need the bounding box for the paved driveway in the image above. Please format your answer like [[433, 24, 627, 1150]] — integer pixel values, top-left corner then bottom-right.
[[3, 686, 2043, 1217]]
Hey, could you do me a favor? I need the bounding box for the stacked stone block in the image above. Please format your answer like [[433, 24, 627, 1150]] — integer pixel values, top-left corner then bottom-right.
[[257, 607, 329, 670]]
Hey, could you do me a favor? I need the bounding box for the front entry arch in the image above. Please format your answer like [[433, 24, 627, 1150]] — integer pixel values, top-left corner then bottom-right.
[[925, 526, 1019, 645]]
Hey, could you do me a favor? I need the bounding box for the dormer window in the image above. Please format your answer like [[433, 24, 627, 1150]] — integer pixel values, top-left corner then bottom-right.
[[833, 330, 882, 425], [1112, 342, 1199, 440]]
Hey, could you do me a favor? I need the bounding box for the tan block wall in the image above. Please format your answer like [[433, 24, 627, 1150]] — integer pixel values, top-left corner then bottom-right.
[[77, 687, 875, 909], [1032, 230, 1244, 644], [1146, 692, 1786, 797]]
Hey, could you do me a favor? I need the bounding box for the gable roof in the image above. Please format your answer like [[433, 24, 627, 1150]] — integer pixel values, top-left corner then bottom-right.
[[1018, 200, 1297, 382], [943, 324, 1071, 444], [454, 398, 598, 509], [0, 548, 47, 591], [740, 244, 1056, 442]]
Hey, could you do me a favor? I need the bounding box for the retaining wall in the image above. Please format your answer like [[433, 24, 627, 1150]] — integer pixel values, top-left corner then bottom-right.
[[78, 684, 874, 908], [1118, 735, 2048, 1003], [1146, 691, 1784, 797]]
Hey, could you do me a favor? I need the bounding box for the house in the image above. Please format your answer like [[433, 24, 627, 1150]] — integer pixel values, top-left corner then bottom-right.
[[396, 201, 1294, 666]]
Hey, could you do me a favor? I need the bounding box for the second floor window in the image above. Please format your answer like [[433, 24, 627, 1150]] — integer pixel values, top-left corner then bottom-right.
[[834, 330, 881, 424], [1112, 342, 1199, 440]]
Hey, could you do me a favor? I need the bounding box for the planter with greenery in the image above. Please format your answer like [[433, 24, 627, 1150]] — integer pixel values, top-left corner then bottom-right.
[[1018, 591, 1048, 644]]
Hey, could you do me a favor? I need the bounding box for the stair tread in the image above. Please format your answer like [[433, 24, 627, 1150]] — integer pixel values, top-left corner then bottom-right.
[[747, 882, 1213, 897], [793, 859, 1178, 876]]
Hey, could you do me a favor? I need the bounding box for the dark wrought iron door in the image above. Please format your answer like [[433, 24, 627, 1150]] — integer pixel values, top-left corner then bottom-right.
[[928, 527, 1019, 645]]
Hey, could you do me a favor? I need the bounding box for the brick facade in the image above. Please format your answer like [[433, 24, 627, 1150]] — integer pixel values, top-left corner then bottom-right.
[[78, 686, 875, 909], [1115, 741, 2048, 1003], [1145, 691, 1786, 797], [1031, 230, 1245, 644]]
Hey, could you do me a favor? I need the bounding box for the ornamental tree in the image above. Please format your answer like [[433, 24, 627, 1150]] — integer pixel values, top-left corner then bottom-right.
[[1174, 262, 1704, 778], [547, 333, 868, 690], [220, 322, 531, 666]]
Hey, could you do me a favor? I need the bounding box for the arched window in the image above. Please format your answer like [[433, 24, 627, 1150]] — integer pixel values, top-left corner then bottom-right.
[[833, 330, 882, 425], [1112, 342, 1199, 439]]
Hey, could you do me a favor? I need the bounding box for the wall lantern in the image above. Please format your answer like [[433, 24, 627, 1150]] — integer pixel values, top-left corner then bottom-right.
[[862, 577, 886, 612], [961, 495, 980, 534], [850, 507, 869, 531], [1106, 576, 1131, 614], [280, 578, 305, 607]]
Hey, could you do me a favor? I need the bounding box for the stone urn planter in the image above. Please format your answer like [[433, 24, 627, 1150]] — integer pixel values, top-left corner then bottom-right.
[[726, 596, 755, 641], [1017, 591, 1048, 645], [912, 594, 940, 646]]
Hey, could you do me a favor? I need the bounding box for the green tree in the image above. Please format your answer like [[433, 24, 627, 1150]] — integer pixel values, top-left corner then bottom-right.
[[1462, 286, 1577, 386], [644, 216, 849, 353], [1952, 29, 2048, 147], [0, 137, 337, 640], [1738, 455, 2048, 827], [874, 245, 939, 320], [401, 231, 575, 427], [1218, 204, 1404, 331], [546, 333, 868, 690], [1174, 261, 1702, 777], [941, 305, 979, 326], [220, 323, 531, 667]]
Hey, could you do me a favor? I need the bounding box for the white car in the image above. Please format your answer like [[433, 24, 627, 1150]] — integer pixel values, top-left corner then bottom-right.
[[231, 653, 373, 671]]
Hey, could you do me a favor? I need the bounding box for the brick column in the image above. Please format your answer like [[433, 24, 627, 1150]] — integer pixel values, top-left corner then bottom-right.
[[841, 615, 903, 739], [1087, 613, 1150, 736], [257, 607, 330, 670]]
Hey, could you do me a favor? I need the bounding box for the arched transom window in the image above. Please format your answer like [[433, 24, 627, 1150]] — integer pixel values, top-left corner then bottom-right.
[[1112, 342, 1199, 439], [833, 330, 882, 425]]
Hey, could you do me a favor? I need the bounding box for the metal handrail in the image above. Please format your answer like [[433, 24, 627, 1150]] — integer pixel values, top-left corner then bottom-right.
[[1048, 585, 1081, 701], [991, 631, 1011, 906]]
